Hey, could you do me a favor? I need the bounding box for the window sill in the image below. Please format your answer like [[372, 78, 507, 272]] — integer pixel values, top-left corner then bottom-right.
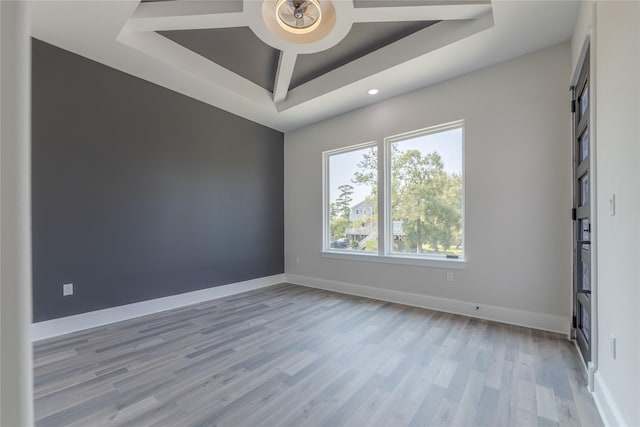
[[321, 251, 467, 269]]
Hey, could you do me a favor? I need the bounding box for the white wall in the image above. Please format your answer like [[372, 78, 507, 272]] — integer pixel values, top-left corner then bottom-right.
[[285, 42, 572, 332], [571, 0, 594, 81], [0, 1, 34, 425], [591, 2, 640, 426]]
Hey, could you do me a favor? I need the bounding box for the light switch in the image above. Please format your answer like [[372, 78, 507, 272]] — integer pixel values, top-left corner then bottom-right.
[[610, 335, 617, 359], [609, 194, 616, 216]]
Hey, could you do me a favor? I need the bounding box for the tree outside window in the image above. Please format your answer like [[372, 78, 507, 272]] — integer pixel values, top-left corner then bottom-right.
[[388, 129, 463, 256], [324, 122, 464, 260], [326, 144, 377, 252]]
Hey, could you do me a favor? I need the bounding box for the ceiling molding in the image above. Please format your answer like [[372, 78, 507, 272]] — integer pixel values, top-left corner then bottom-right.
[[274, 51, 298, 103], [117, 0, 494, 112], [118, 29, 274, 104], [278, 13, 494, 111], [31, 1, 580, 132], [289, 21, 437, 90], [124, 12, 248, 32], [133, 1, 243, 19], [352, 3, 491, 22], [159, 27, 280, 92]]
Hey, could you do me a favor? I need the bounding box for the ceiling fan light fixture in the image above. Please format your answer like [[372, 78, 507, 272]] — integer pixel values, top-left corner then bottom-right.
[[276, 0, 322, 35]]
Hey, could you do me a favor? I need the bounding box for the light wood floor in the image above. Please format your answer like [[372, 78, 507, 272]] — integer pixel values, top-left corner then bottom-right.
[[33, 284, 603, 427]]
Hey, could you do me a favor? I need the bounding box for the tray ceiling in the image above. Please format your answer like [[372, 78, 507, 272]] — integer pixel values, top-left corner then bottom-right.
[[30, 1, 580, 132], [159, 20, 438, 94], [119, 0, 494, 109], [160, 27, 280, 92], [290, 20, 437, 90]]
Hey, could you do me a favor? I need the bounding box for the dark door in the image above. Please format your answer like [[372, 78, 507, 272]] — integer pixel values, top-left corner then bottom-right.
[[572, 46, 591, 364]]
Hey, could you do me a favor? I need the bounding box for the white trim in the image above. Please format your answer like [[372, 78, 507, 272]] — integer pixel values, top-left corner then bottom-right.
[[571, 33, 591, 86], [322, 141, 378, 253], [572, 339, 595, 392], [32, 274, 285, 341], [383, 120, 466, 260], [1, 2, 34, 425], [587, 361, 595, 392], [593, 371, 629, 427], [285, 274, 569, 334], [322, 121, 466, 263], [384, 120, 465, 144], [321, 250, 466, 269]]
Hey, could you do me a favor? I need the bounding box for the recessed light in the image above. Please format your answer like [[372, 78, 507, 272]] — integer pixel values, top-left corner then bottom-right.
[[368, 89, 379, 95]]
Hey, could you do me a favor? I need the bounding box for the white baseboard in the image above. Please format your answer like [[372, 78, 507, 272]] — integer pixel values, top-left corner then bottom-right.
[[33, 272, 569, 341], [285, 274, 570, 334], [593, 371, 629, 427], [32, 274, 285, 341], [587, 361, 596, 393]]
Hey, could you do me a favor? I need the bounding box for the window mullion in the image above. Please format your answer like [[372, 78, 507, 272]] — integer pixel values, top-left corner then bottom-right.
[[377, 139, 385, 256]]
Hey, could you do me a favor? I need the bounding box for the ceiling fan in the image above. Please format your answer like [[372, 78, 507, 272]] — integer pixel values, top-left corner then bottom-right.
[[275, 0, 322, 34]]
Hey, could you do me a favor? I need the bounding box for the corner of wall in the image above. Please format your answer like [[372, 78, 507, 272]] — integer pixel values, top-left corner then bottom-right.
[[32, 274, 286, 341], [285, 274, 570, 335], [570, 0, 594, 79]]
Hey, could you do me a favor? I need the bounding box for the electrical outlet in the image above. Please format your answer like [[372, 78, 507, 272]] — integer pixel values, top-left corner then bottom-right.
[[446, 272, 454, 282], [610, 335, 616, 359], [62, 283, 73, 296]]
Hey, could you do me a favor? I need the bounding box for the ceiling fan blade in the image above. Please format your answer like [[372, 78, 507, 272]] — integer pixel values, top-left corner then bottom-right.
[[306, 7, 319, 19], [277, 0, 321, 30], [298, 1, 310, 13]]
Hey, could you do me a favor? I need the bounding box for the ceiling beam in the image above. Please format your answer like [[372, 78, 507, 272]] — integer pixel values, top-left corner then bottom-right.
[[117, 30, 273, 105], [123, 13, 247, 32], [353, 3, 491, 23], [273, 51, 297, 104], [132, 1, 242, 19], [124, 1, 246, 32], [277, 13, 494, 112]]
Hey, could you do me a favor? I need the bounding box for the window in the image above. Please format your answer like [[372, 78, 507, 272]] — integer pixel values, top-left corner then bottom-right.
[[323, 121, 464, 264], [324, 143, 378, 252], [386, 124, 464, 258]]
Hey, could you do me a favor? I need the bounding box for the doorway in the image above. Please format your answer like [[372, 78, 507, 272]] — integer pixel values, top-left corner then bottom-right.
[[572, 45, 591, 365]]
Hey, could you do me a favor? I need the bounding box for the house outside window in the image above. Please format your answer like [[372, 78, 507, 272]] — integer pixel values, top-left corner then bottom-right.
[[324, 143, 378, 252]]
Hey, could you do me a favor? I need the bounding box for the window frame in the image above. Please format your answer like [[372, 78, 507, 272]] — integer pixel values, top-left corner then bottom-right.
[[322, 141, 378, 254], [384, 120, 466, 262], [322, 120, 466, 269]]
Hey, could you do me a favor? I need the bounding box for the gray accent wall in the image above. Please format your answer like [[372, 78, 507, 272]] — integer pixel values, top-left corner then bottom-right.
[[31, 38, 284, 322]]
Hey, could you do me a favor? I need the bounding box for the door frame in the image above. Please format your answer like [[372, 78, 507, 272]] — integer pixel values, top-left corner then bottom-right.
[[570, 36, 597, 391]]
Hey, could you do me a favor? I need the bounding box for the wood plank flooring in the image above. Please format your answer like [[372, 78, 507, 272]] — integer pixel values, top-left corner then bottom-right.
[[33, 284, 603, 427]]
